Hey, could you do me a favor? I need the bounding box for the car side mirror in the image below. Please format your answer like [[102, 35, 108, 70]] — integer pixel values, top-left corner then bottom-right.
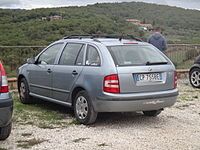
[[27, 58, 35, 64]]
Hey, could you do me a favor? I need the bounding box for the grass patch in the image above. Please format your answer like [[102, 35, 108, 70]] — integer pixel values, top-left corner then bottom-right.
[[17, 138, 47, 149], [68, 119, 80, 125], [21, 133, 32, 137], [0, 148, 8, 150], [72, 138, 89, 143], [193, 95, 198, 99], [177, 82, 200, 102], [37, 123, 56, 129], [13, 94, 75, 128], [98, 143, 109, 147], [178, 91, 199, 102]]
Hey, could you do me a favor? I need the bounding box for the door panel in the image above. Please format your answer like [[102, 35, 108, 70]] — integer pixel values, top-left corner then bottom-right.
[[52, 43, 85, 102], [28, 64, 54, 98], [52, 66, 83, 102], [28, 43, 64, 98]]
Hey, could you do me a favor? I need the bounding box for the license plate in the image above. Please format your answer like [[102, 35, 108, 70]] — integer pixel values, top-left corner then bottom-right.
[[135, 73, 162, 82]]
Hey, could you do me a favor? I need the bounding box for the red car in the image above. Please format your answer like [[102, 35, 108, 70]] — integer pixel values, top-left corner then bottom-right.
[[0, 61, 13, 140]]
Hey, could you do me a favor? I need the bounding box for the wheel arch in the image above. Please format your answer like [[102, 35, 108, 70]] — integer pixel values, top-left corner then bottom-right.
[[189, 64, 200, 74], [17, 74, 26, 92], [71, 86, 86, 107], [189, 65, 200, 88]]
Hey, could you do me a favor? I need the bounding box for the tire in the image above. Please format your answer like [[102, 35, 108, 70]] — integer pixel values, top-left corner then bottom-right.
[[18, 78, 34, 104], [74, 90, 98, 125], [189, 68, 200, 88], [0, 123, 12, 141], [143, 110, 162, 117]]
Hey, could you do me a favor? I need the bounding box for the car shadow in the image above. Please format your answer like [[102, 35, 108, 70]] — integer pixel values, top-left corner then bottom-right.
[[92, 112, 166, 128], [33, 98, 74, 116], [31, 99, 168, 127]]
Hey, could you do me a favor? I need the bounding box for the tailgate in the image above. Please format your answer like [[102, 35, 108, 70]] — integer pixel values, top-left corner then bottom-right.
[[117, 65, 175, 93]]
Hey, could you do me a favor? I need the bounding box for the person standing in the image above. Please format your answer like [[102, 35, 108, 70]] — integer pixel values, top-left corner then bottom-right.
[[147, 27, 167, 52]]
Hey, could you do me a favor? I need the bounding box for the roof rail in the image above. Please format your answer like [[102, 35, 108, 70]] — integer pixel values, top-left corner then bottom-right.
[[95, 35, 143, 42], [126, 35, 143, 42], [62, 34, 143, 42], [63, 35, 93, 39]]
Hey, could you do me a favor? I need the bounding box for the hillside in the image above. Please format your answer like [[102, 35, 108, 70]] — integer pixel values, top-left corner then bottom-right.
[[0, 1, 200, 45]]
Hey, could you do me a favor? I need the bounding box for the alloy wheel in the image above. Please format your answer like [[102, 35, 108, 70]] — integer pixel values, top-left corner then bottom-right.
[[20, 82, 26, 98], [191, 71, 200, 87], [76, 96, 88, 120]]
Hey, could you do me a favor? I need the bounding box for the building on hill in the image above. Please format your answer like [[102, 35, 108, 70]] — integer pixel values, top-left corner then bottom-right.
[[126, 19, 141, 25], [126, 19, 153, 31], [50, 15, 63, 21], [41, 17, 47, 20], [140, 23, 153, 31], [42, 15, 63, 21]]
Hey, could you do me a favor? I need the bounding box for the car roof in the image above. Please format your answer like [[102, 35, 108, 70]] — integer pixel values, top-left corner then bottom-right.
[[57, 38, 149, 47]]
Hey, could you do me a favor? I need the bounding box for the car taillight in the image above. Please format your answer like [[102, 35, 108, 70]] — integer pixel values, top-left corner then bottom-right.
[[174, 71, 177, 89], [0, 63, 9, 93], [103, 74, 120, 94]]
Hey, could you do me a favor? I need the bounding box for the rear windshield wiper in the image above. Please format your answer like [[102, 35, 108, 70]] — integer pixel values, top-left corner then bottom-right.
[[146, 61, 168, 65]]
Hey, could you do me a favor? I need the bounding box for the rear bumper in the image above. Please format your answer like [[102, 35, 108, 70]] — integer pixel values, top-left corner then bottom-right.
[[0, 94, 13, 127], [94, 89, 178, 112]]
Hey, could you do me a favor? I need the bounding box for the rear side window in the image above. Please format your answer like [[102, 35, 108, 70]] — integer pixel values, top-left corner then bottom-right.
[[107, 45, 168, 66], [37, 43, 63, 65], [75, 45, 85, 66], [59, 43, 84, 65], [86, 45, 101, 66]]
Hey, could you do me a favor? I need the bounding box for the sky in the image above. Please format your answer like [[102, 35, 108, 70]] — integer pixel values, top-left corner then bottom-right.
[[0, 0, 200, 10]]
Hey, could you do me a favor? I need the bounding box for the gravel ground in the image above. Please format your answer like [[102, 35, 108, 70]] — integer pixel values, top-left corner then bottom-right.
[[1, 79, 200, 150]]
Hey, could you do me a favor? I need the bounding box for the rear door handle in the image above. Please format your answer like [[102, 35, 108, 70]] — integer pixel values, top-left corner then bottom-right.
[[72, 70, 78, 76], [47, 68, 52, 73]]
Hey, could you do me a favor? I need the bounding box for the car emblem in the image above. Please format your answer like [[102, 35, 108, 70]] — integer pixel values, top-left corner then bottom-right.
[[148, 67, 152, 72]]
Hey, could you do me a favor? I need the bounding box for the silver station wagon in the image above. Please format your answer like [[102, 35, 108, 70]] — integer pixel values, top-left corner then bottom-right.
[[17, 36, 178, 124]]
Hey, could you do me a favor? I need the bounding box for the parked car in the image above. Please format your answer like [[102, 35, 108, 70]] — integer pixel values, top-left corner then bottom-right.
[[189, 55, 200, 88], [0, 61, 12, 140], [17, 36, 178, 125]]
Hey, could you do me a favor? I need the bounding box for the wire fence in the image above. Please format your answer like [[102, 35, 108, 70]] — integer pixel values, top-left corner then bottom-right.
[[0, 44, 200, 77], [0, 46, 45, 77], [165, 44, 200, 69]]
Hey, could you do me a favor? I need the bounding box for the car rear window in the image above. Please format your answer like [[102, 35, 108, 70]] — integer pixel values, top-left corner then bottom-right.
[[107, 45, 168, 66]]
